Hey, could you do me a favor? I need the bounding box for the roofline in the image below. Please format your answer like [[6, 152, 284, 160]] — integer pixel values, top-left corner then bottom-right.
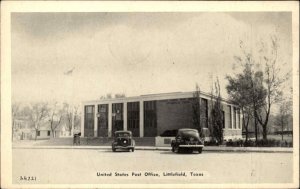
[[82, 91, 236, 106]]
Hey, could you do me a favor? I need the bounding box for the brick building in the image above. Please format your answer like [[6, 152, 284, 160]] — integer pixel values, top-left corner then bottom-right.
[[81, 91, 242, 140]]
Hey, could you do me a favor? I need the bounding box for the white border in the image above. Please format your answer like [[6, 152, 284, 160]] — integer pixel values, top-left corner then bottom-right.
[[1, 1, 299, 188]]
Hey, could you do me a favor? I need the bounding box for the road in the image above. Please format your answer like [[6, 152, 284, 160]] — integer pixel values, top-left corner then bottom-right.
[[12, 149, 293, 184]]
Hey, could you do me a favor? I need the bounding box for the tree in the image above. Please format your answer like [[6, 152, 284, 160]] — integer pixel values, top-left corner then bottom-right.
[[48, 102, 64, 138], [114, 93, 126, 98], [64, 103, 79, 136], [209, 79, 224, 144], [227, 57, 267, 142], [274, 98, 292, 140], [192, 83, 202, 136], [99, 93, 112, 100], [226, 36, 288, 142], [226, 64, 254, 142], [28, 102, 49, 140], [12, 102, 21, 141], [255, 36, 289, 140]]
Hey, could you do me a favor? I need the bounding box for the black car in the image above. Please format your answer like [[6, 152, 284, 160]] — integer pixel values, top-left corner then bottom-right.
[[171, 128, 204, 153], [112, 130, 135, 152]]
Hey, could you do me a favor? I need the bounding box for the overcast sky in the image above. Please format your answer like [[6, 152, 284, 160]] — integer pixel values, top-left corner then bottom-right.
[[11, 12, 292, 104]]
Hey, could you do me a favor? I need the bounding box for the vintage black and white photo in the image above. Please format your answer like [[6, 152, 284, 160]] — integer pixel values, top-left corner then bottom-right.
[[1, 1, 299, 188]]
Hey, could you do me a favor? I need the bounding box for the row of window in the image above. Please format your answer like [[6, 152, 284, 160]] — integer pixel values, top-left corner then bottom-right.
[[227, 106, 241, 129], [85, 100, 241, 130]]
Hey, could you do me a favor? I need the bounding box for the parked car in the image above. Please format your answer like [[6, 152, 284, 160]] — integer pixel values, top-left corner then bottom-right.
[[171, 128, 204, 154], [112, 130, 135, 152]]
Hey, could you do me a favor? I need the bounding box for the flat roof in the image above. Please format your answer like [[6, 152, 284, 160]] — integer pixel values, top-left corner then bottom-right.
[[83, 91, 237, 106]]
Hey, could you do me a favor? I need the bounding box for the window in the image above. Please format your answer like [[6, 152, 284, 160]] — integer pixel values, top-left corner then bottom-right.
[[227, 105, 232, 129], [237, 108, 240, 129], [47, 131, 50, 136], [222, 111, 225, 129], [144, 101, 157, 128], [98, 104, 108, 129], [233, 107, 236, 129], [37, 131, 40, 136], [84, 105, 95, 137], [127, 102, 139, 129]]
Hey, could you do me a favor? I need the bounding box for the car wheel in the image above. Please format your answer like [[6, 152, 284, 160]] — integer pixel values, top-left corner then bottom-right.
[[188, 148, 193, 153], [198, 148, 202, 154]]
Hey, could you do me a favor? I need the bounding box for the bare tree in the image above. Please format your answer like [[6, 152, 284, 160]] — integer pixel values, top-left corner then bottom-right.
[[64, 103, 79, 136], [99, 93, 113, 100], [275, 97, 292, 141], [114, 93, 126, 98], [255, 36, 289, 140], [192, 83, 202, 136], [12, 102, 21, 141], [48, 102, 64, 138], [28, 102, 49, 140]]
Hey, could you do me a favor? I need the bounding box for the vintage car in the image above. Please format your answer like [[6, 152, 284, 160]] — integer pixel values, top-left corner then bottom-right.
[[171, 128, 204, 154], [112, 130, 135, 152]]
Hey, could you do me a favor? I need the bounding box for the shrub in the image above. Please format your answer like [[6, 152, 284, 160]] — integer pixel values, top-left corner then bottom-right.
[[204, 140, 219, 146]]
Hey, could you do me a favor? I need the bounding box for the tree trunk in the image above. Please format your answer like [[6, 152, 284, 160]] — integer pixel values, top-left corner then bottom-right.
[[262, 125, 267, 140], [281, 118, 284, 141], [254, 117, 258, 143]]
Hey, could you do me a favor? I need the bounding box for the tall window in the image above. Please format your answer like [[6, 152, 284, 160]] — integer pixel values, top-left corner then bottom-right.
[[237, 108, 240, 129], [127, 102, 139, 131], [144, 101, 157, 128], [37, 131, 40, 136], [144, 101, 157, 137], [227, 105, 232, 129], [233, 107, 237, 129], [85, 105, 94, 129], [47, 131, 50, 136], [84, 105, 95, 137], [98, 104, 108, 129]]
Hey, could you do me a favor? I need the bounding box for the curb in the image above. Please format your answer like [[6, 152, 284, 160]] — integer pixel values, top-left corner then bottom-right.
[[12, 145, 293, 153]]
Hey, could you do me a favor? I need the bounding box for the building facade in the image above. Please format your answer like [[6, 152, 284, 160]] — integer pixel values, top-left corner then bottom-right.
[[81, 91, 242, 140]]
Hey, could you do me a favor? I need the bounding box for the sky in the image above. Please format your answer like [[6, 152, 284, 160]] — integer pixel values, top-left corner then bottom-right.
[[11, 12, 293, 104]]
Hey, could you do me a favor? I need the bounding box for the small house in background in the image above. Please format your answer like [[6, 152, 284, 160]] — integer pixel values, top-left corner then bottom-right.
[[13, 117, 51, 140], [13, 117, 33, 140], [31, 124, 51, 139]]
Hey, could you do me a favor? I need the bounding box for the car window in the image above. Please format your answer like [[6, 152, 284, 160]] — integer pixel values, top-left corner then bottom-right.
[[116, 133, 130, 137], [178, 130, 199, 137]]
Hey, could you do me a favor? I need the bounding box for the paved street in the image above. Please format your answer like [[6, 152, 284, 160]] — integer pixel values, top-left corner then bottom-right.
[[13, 149, 293, 184]]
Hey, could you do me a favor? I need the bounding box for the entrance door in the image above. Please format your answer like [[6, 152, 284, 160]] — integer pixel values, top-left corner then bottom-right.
[[112, 103, 123, 134]]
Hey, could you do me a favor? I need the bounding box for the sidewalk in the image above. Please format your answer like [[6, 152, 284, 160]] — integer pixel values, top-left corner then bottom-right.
[[12, 144, 293, 153]]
